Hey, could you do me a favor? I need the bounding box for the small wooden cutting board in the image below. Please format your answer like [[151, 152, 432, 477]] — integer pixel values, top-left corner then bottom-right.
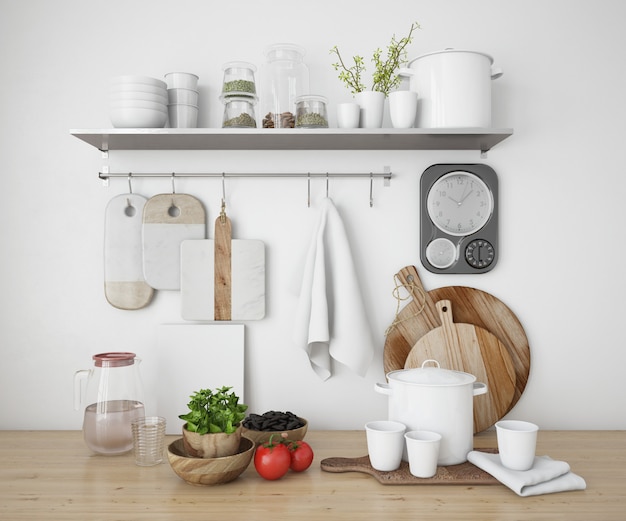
[[320, 450, 499, 485], [404, 300, 517, 434]]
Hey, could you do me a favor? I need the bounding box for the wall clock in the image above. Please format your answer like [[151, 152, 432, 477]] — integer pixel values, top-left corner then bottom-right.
[[420, 164, 498, 274]]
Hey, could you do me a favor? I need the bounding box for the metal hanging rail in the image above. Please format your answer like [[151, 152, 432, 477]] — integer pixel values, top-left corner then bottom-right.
[[98, 171, 392, 181]]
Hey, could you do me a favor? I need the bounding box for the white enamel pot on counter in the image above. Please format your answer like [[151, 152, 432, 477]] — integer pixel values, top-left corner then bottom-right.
[[399, 48, 503, 128], [375, 360, 487, 465]]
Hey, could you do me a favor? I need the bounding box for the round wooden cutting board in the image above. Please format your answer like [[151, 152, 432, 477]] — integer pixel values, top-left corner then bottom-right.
[[384, 265, 530, 429], [404, 300, 517, 433]]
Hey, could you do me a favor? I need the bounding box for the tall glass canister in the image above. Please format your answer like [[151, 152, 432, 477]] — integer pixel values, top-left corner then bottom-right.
[[259, 43, 309, 128]]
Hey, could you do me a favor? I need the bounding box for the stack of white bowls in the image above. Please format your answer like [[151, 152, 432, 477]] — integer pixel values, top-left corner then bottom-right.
[[110, 76, 168, 128], [165, 72, 199, 128]]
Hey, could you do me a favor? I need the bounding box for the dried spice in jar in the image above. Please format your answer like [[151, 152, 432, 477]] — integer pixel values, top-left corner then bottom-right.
[[221, 96, 257, 128], [262, 112, 295, 128], [295, 95, 329, 128], [221, 62, 257, 98]]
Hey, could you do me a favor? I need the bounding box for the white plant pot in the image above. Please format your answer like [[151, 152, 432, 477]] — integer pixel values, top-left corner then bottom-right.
[[355, 91, 385, 128]]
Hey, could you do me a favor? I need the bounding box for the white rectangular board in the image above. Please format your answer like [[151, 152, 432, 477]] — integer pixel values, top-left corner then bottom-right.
[[153, 324, 245, 435]]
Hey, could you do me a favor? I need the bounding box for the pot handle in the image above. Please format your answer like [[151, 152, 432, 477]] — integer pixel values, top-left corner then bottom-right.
[[491, 66, 503, 80], [398, 67, 415, 79], [473, 382, 488, 396], [374, 382, 393, 396]]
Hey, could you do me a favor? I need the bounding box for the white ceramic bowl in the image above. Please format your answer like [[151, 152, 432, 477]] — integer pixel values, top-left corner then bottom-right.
[[167, 88, 199, 106], [168, 103, 198, 128], [164, 72, 199, 90], [110, 75, 167, 90], [110, 107, 168, 128], [111, 99, 167, 112], [110, 83, 167, 96], [110, 91, 168, 104]]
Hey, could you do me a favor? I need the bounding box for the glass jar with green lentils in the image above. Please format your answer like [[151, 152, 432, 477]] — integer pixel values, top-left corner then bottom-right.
[[221, 61, 257, 98]]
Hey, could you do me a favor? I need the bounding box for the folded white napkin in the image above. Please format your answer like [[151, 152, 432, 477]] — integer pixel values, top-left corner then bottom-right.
[[292, 197, 375, 380], [467, 451, 587, 497]]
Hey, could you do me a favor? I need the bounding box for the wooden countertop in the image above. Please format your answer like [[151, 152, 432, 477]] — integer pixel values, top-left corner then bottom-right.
[[1, 430, 624, 520]]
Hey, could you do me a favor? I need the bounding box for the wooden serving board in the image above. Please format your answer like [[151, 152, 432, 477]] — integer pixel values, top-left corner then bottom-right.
[[384, 265, 530, 427], [180, 215, 265, 321], [104, 193, 154, 310], [142, 193, 206, 290], [320, 449, 499, 485], [405, 300, 516, 433]]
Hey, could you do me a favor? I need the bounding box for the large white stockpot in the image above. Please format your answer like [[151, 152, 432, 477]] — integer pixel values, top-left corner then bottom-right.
[[399, 49, 503, 128], [375, 360, 487, 465]]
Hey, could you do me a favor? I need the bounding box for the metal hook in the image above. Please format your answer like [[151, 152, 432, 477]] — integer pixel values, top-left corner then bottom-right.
[[171, 173, 176, 194], [326, 172, 329, 198], [307, 173, 311, 208], [220, 173, 227, 223], [127, 173, 133, 194], [369, 172, 374, 208]]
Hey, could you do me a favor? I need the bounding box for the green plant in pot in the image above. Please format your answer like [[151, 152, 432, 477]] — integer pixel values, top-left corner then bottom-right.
[[179, 386, 248, 459], [329, 21, 420, 97]]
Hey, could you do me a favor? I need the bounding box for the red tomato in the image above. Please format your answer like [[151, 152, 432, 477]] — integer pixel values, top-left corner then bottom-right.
[[254, 441, 291, 480], [287, 441, 314, 472]]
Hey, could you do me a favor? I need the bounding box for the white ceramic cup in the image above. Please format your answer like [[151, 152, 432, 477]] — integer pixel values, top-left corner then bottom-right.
[[388, 90, 418, 128], [365, 420, 406, 471], [336, 102, 360, 128], [404, 430, 442, 478], [495, 420, 538, 471]]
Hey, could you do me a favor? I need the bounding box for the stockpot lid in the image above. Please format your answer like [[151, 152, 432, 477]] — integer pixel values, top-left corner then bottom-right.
[[408, 48, 494, 67], [386, 359, 476, 386]]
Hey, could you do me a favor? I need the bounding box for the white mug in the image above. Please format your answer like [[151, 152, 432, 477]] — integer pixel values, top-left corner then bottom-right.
[[336, 102, 360, 128], [365, 420, 406, 471], [388, 90, 418, 128], [404, 430, 441, 478], [496, 420, 538, 471]]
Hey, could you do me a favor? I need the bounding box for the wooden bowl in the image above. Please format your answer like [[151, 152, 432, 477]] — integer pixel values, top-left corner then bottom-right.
[[241, 418, 308, 446], [167, 436, 254, 486]]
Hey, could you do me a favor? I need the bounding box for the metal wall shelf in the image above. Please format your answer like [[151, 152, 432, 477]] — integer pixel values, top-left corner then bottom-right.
[[70, 127, 513, 154]]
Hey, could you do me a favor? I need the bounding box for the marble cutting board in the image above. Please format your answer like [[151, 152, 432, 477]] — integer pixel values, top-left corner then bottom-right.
[[142, 193, 206, 290], [104, 193, 154, 310], [180, 215, 265, 321]]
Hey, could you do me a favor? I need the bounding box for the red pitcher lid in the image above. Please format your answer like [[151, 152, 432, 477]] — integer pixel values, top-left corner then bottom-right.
[[93, 352, 136, 367]]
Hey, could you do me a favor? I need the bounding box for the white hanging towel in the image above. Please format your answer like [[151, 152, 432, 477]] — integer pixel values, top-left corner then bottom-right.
[[292, 197, 375, 380]]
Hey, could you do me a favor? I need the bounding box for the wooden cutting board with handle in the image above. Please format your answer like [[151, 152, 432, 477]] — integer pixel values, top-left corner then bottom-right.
[[320, 449, 499, 485], [142, 193, 206, 290], [404, 300, 516, 433], [384, 265, 530, 427], [104, 193, 154, 310], [180, 212, 265, 321]]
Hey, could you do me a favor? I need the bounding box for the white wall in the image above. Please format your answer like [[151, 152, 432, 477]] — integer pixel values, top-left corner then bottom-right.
[[1, 0, 625, 431]]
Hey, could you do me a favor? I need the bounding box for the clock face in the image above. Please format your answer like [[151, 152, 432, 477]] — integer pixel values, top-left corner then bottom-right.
[[426, 171, 493, 236]]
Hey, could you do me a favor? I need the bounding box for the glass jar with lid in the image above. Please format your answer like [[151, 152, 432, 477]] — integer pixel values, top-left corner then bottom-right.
[[221, 95, 257, 128], [221, 61, 257, 98], [259, 43, 310, 128], [295, 95, 329, 128]]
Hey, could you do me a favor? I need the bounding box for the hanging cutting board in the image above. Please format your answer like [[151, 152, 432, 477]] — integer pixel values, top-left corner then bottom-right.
[[104, 193, 154, 310], [152, 324, 245, 434], [180, 214, 265, 321], [384, 265, 530, 424], [404, 300, 516, 433], [142, 193, 205, 290]]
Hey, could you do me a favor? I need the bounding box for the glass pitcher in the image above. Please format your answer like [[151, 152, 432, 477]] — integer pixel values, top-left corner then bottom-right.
[[74, 352, 145, 455]]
